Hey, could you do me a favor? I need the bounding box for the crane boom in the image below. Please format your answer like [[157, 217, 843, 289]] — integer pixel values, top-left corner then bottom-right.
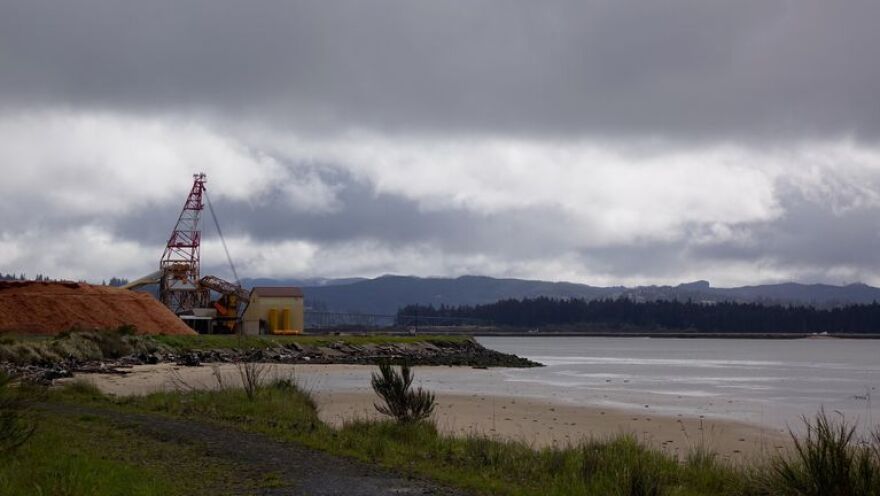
[[160, 173, 208, 314], [199, 275, 250, 302]]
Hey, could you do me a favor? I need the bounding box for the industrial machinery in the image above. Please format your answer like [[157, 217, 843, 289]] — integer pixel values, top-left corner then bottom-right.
[[124, 173, 248, 333], [199, 275, 250, 331], [160, 173, 209, 314]]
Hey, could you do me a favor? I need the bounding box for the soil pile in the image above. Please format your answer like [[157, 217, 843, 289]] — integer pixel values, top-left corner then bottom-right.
[[0, 281, 195, 335]]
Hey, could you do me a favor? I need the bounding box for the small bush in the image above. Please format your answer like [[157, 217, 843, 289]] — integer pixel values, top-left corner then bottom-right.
[[237, 361, 269, 401], [115, 324, 137, 336], [0, 372, 37, 457], [625, 458, 668, 496], [87, 332, 132, 359], [762, 410, 880, 496], [0, 342, 42, 365], [371, 361, 435, 424], [61, 379, 105, 401], [269, 372, 318, 414]]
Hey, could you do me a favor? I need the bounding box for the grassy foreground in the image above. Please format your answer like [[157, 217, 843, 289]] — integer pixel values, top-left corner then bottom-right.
[[0, 400, 283, 495], [42, 374, 880, 496]]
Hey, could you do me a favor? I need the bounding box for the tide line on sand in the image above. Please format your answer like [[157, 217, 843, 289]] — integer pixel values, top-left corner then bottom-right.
[[76, 363, 790, 461]]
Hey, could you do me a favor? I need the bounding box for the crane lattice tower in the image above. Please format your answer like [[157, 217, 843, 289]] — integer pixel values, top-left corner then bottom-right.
[[160, 173, 209, 314]]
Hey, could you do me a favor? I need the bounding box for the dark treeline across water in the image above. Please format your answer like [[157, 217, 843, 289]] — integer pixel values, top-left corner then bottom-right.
[[397, 297, 880, 333]]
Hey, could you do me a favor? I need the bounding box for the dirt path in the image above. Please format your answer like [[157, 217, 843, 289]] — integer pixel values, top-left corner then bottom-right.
[[43, 402, 466, 496]]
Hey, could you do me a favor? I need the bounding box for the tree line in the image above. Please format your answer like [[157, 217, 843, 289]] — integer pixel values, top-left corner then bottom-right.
[[0, 273, 52, 281], [397, 297, 880, 333], [0, 273, 128, 286]]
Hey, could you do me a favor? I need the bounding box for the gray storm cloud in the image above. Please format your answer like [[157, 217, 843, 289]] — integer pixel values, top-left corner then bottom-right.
[[0, 1, 879, 285], [2, 1, 879, 139]]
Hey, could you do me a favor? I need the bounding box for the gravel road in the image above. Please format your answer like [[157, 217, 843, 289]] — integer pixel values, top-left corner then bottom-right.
[[44, 403, 468, 496]]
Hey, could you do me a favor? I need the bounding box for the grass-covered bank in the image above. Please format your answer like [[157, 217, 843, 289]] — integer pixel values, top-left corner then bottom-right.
[[0, 329, 536, 382], [0, 414, 278, 495], [0, 329, 470, 364], [151, 332, 470, 350], [47, 374, 880, 496], [0, 389, 286, 495]]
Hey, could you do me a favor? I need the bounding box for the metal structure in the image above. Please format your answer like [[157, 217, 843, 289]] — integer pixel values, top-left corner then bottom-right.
[[303, 311, 488, 329], [200, 275, 250, 332], [305, 310, 395, 329], [159, 173, 209, 314], [199, 275, 250, 302], [122, 173, 249, 332]]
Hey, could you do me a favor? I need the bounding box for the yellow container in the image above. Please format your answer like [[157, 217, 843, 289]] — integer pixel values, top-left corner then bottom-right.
[[281, 308, 291, 331], [267, 308, 278, 333]]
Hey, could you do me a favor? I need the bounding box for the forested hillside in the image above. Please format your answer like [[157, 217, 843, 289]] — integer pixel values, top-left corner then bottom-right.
[[398, 297, 880, 333]]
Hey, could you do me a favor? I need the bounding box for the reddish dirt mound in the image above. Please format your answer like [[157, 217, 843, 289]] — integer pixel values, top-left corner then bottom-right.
[[0, 281, 195, 335]]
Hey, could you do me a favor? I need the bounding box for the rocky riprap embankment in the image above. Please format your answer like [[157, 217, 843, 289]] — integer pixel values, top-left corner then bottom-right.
[[2, 338, 541, 383]]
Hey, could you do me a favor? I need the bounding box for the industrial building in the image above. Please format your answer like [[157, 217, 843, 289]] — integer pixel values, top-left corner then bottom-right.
[[242, 287, 305, 335], [122, 174, 306, 335]]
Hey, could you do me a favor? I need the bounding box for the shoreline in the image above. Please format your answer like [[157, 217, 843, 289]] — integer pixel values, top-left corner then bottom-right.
[[73, 363, 790, 460], [315, 389, 789, 460], [0, 333, 539, 383], [330, 329, 880, 339]]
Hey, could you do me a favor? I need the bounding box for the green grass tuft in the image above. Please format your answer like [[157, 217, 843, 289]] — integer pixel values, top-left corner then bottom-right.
[[756, 410, 880, 496]]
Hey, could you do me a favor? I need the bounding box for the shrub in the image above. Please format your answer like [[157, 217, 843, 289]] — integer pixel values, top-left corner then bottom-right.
[[0, 372, 36, 457], [237, 361, 269, 401], [625, 458, 668, 496], [88, 332, 132, 359], [61, 379, 105, 400], [115, 324, 138, 336], [370, 361, 435, 424], [763, 409, 880, 496]]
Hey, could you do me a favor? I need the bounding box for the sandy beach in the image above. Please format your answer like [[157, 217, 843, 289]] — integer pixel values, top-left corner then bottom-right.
[[73, 363, 789, 461]]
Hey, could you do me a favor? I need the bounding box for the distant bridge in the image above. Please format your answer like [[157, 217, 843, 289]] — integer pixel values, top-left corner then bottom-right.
[[304, 310, 488, 329]]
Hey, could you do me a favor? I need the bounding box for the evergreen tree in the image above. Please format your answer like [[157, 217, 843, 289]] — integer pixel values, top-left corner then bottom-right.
[[397, 298, 880, 333]]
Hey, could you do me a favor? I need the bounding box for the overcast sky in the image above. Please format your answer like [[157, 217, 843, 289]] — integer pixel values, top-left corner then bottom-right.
[[2, 1, 879, 287]]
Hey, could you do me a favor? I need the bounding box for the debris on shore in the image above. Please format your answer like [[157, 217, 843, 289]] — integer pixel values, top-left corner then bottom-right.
[[0, 333, 541, 383]]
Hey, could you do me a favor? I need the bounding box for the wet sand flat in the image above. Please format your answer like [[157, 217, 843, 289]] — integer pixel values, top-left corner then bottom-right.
[[74, 363, 789, 460]]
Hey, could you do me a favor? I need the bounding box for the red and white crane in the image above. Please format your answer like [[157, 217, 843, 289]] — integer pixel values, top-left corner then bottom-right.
[[124, 173, 248, 331], [160, 172, 208, 314]]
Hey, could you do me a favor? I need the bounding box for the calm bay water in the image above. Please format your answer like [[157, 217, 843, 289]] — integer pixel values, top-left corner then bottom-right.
[[295, 336, 879, 432], [480, 336, 880, 431]]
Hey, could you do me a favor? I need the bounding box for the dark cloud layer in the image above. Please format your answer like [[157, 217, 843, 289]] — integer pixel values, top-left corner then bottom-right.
[[99, 167, 580, 262], [2, 1, 879, 140], [694, 185, 880, 270]]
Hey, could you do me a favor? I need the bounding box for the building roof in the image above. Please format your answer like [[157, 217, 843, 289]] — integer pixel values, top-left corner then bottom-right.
[[250, 286, 304, 298]]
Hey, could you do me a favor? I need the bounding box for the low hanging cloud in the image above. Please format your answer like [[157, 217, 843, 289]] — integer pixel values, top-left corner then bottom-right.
[[2, 110, 879, 286], [0, 112, 340, 223], [1, 1, 879, 286]]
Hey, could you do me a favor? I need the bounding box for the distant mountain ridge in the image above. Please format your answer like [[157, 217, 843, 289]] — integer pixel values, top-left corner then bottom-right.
[[239, 275, 880, 315], [242, 277, 367, 288]]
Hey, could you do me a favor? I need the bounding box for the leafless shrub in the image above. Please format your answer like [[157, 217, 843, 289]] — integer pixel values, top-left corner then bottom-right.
[[167, 368, 197, 392], [237, 361, 269, 401], [210, 364, 228, 390]]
